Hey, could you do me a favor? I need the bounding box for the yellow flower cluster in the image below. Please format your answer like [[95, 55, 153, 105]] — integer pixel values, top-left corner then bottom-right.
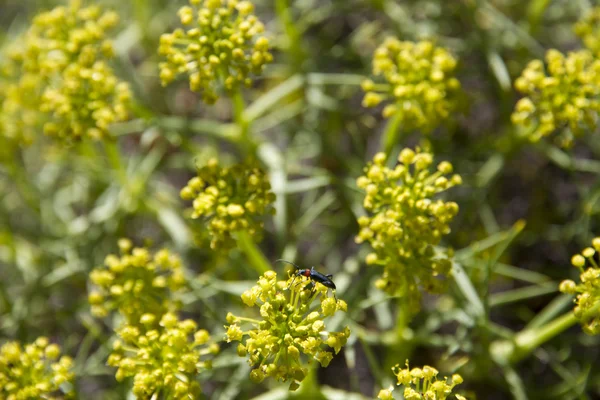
[[88, 238, 187, 326], [0, 0, 131, 143], [512, 49, 600, 146], [89, 241, 219, 397], [0, 337, 74, 400], [225, 270, 350, 391], [355, 149, 462, 305], [574, 7, 600, 56], [180, 158, 276, 250], [378, 361, 466, 400], [362, 38, 461, 133], [559, 237, 600, 335], [159, 0, 272, 104], [108, 312, 219, 399]]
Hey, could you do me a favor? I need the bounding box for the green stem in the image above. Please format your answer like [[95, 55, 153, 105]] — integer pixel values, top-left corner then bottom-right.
[[5, 152, 40, 214], [511, 311, 577, 362], [293, 363, 325, 399], [491, 301, 600, 365], [382, 113, 403, 159], [527, 0, 551, 35], [103, 140, 127, 185], [235, 230, 271, 274], [231, 88, 255, 157], [275, 0, 305, 71]]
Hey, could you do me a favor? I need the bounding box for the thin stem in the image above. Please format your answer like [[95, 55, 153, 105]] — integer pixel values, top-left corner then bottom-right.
[[491, 301, 600, 365], [231, 88, 255, 157], [511, 311, 577, 362], [235, 230, 271, 274], [382, 113, 403, 159], [103, 140, 127, 185], [275, 0, 305, 71]]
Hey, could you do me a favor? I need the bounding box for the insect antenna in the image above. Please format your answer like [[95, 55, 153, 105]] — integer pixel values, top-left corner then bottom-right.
[[275, 259, 301, 270]]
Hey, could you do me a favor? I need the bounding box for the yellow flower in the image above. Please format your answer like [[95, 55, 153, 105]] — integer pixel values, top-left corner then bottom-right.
[[356, 148, 461, 306], [88, 239, 187, 325], [559, 237, 600, 335], [362, 38, 461, 133], [574, 7, 600, 57], [225, 270, 350, 390], [0, 0, 131, 143], [512, 49, 600, 147], [159, 0, 272, 104], [108, 313, 218, 399], [0, 337, 74, 400], [181, 158, 276, 251], [377, 361, 466, 400]]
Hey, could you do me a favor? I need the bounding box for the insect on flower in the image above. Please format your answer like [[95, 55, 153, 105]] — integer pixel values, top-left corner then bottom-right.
[[276, 259, 337, 296]]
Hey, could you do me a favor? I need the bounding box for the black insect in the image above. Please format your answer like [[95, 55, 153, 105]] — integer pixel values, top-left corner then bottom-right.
[[276, 259, 336, 291]]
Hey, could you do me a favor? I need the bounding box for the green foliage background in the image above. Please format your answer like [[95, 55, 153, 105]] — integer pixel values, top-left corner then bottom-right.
[[2, 0, 600, 399]]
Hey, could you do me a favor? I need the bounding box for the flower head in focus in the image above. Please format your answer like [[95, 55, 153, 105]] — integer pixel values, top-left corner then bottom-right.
[[0, 0, 131, 143], [355, 149, 461, 307], [159, 0, 272, 104], [559, 237, 600, 335], [378, 361, 466, 400], [362, 38, 461, 133], [512, 49, 600, 147], [225, 270, 350, 390], [180, 158, 276, 251], [108, 312, 219, 399], [0, 337, 74, 400], [88, 238, 187, 325]]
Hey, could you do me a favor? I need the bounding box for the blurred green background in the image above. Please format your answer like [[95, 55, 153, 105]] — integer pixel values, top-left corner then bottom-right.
[[2, 0, 600, 399]]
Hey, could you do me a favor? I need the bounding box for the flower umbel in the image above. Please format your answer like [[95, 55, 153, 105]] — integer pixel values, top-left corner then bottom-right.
[[159, 0, 273, 104], [574, 7, 600, 56], [355, 149, 461, 305], [0, 0, 131, 143], [377, 361, 466, 400], [225, 270, 350, 390], [180, 158, 276, 250], [0, 337, 74, 400], [512, 49, 600, 147], [559, 237, 600, 335], [108, 312, 219, 399], [88, 239, 187, 325], [362, 38, 461, 133]]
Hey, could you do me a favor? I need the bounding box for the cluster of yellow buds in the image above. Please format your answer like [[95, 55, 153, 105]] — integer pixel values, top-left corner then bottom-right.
[[559, 237, 600, 335], [362, 38, 461, 133], [108, 312, 219, 399], [0, 0, 131, 143], [225, 270, 350, 390], [88, 238, 187, 325], [574, 7, 600, 56], [355, 149, 462, 304], [0, 337, 74, 400], [512, 49, 600, 147], [180, 158, 276, 250], [159, 0, 273, 104], [378, 361, 466, 400]]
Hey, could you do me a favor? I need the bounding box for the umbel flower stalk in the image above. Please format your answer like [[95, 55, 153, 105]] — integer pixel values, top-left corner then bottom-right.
[[362, 38, 461, 134], [88, 239, 187, 327], [0, 0, 131, 143], [180, 158, 276, 251], [559, 237, 600, 335], [355, 148, 462, 309], [159, 0, 273, 104], [0, 337, 74, 400], [512, 49, 600, 147], [225, 270, 350, 391], [377, 361, 466, 400], [108, 312, 219, 400]]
